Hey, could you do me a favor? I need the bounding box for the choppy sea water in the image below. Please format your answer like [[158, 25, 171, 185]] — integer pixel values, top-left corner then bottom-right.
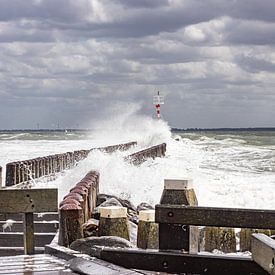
[[0, 122, 274, 209]]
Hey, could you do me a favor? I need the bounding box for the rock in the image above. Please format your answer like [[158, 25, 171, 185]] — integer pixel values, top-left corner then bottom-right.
[[128, 209, 138, 224], [137, 202, 154, 213], [70, 236, 134, 257], [82, 219, 99, 237], [96, 194, 114, 206], [97, 194, 137, 212], [92, 198, 123, 219], [99, 197, 123, 208], [118, 198, 137, 212]]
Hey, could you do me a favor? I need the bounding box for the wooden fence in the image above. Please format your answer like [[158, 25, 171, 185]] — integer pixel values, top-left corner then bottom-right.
[[0, 188, 57, 254], [125, 143, 166, 165], [5, 141, 137, 187]]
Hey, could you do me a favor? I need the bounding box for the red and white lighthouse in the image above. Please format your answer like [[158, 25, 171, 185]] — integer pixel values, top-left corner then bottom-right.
[[153, 91, 164, 119]]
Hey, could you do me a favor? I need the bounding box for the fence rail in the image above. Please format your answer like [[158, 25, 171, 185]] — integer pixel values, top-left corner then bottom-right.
[[155, 205, 275, 229]]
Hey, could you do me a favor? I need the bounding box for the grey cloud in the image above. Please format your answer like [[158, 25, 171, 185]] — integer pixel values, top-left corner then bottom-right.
[[0, 0, 84, 22], [0, 0, 275, 129], [113, 0, 170, 9], [236, 55, 275, 73], [224, 20, 275, 45]]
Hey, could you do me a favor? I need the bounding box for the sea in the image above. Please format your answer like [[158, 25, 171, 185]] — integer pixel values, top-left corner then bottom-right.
[[0, 118, 274, 209]]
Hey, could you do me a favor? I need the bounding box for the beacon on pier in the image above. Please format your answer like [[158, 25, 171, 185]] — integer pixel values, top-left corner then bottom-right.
[[153, 91, 164, 119]]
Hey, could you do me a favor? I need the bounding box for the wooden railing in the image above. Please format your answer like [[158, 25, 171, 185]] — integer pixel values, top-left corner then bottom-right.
[[155, 205, 275, 229], [0, 188, 57, 254], [93, 180, 272, 274]]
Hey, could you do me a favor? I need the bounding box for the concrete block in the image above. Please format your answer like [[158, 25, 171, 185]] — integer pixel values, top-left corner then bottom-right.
[[164, 179, 193, 190], [100, 206, 127, 219], [138, 210, 155, 222]]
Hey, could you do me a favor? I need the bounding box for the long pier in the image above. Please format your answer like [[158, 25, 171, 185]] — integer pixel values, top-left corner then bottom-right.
[[0, 141, 274, 274]]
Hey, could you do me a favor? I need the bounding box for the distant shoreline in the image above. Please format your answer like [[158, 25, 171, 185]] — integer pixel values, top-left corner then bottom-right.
[[0, 127, 275, 132], [172, 127, 275, 132]]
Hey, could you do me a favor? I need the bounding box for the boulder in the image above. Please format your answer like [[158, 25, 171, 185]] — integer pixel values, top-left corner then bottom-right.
[[70, 236, 134, 257], [137, 202, 154, 213]]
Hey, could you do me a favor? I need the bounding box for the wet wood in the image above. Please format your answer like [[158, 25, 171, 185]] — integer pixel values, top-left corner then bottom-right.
[[158, 185, 199, 253], [0, 254, 76, 274], [0, 212, 59, 221], [69, 257, 143, 275], [23, 213, 34, 254], [251, 233, 275, 274], [155, 205, 275, 229], [100, 247, 268, 275], [0, 221, 58, 232], [0, 166, 2, 188], [0, 189, 58, 213], [0, 232, 56, 247]]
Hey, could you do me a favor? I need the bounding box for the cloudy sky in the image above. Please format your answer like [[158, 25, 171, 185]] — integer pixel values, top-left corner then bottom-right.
[[0, 0, 275, 129]]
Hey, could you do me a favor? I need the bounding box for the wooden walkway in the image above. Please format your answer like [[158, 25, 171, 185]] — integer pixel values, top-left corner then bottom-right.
[[0, 254, 77, 275]]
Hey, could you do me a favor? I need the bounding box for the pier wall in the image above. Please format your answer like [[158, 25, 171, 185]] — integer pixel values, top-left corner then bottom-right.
[[5, 141, 136, 187]]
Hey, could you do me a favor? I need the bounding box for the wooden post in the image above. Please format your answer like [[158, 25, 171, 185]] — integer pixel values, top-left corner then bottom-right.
[[98, 206, 130, 241], [23, 212, 34, 254], [240, 228, 271, 252], [158, 179, 199, 254], [15, 162, 21, 185], [137, 210, 159, 249], [0, 166, 2, 188], [5, 163, 16, 186], [58, 203, 84, 247], [251, 233, 275, 274]]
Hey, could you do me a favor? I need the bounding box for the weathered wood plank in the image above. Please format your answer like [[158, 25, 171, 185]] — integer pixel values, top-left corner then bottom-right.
[[69, 257, 143, 275], [0, 166, 2, 188], [0, 232, 56, 247], [0, 221, 58, 232], [0, 247, 44, 256], [0, 254, 76, 274], [0, 189, 58, 213], [155, 205, 275, 229], [100, 248, 268, 275], [251, 233, 275, 275], [23, 212, 34, 254], [0, 212, 58, 221]]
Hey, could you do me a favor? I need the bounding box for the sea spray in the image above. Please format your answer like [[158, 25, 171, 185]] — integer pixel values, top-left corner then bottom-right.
[[55, 129, 275, 209], [1, 110, 274, 210], [88, 102, 172, 148]]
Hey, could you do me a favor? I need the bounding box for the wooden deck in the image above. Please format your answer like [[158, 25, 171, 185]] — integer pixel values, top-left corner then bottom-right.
[[0, 254, 77, 275]]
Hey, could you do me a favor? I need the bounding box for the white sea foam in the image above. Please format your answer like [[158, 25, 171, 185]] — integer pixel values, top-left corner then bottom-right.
[[1, 106, 274, 209]]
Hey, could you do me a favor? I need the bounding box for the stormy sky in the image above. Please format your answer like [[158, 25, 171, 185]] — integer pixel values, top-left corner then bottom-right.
[[0, 0, 275, 129]]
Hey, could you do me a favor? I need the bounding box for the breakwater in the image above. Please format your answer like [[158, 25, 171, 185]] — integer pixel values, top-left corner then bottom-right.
[[4, 141, 137, 187], [126, 143, 166, 165], [58, 143, 167, 247]]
